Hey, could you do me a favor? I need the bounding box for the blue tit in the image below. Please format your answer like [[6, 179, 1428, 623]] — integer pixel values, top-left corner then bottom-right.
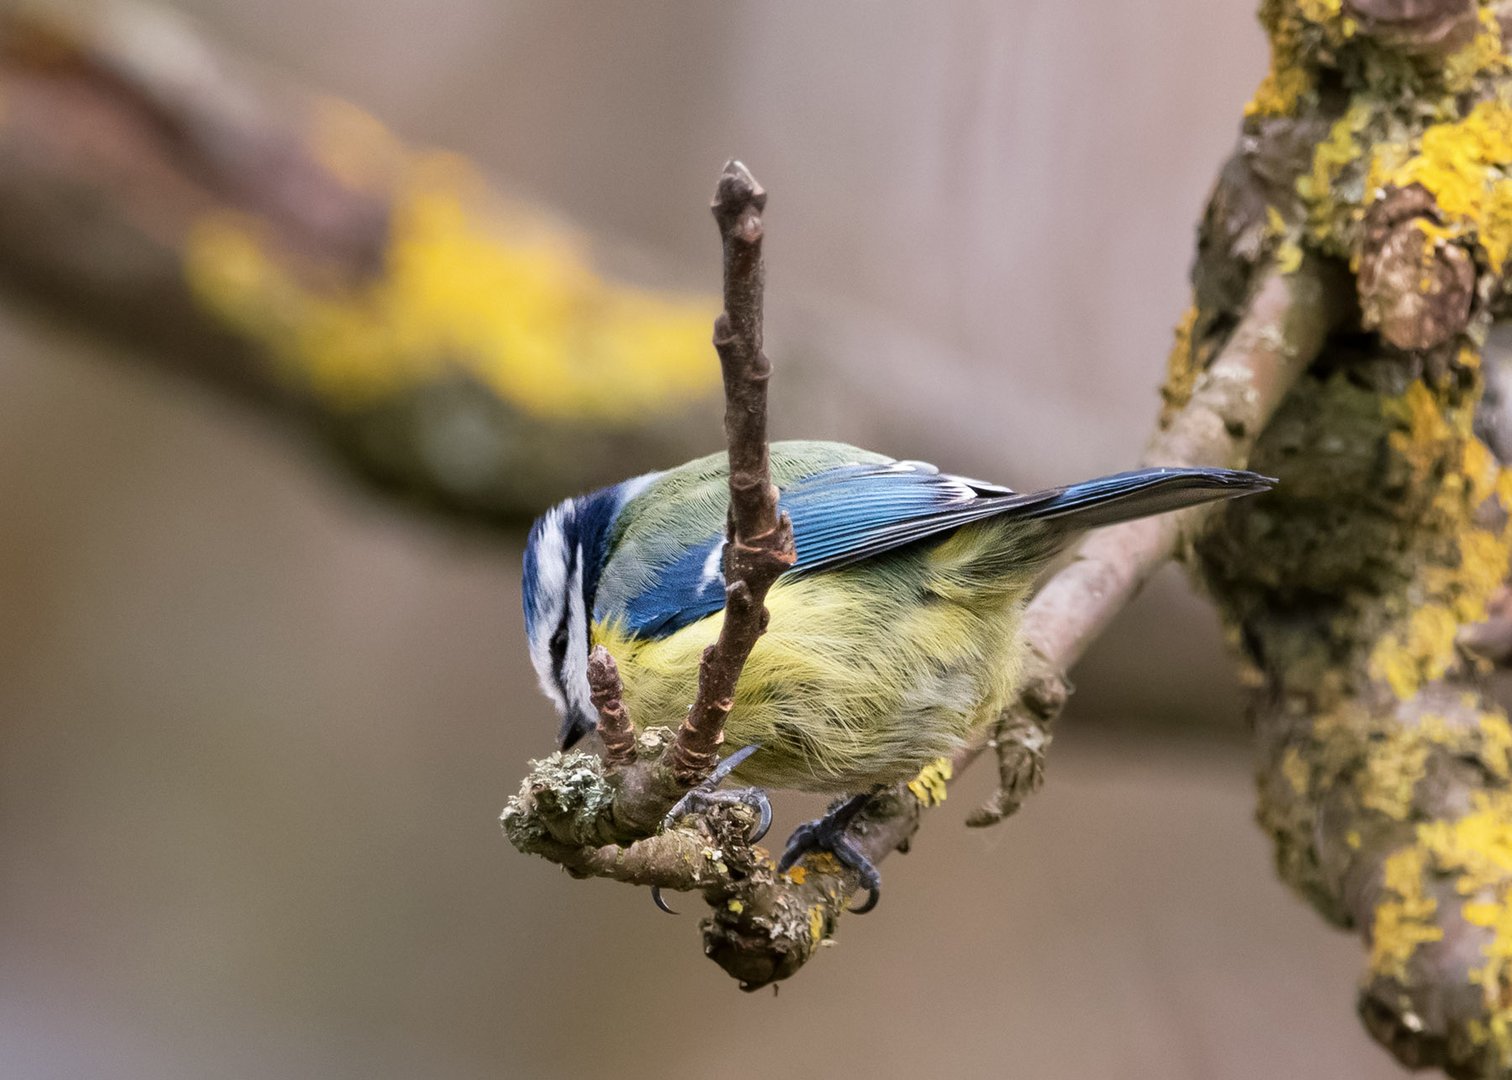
[[522, 439, 1269, 898]]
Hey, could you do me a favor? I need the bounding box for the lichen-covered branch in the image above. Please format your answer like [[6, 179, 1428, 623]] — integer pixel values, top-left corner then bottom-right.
[[1180, 2, 1512, 1074], [504, 163, 823, 986], [0, 0, 720, 523], [504, 723, 925, 988]]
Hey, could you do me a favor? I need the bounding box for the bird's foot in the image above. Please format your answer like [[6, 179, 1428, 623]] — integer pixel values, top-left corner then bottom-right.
[[777, 792, 882, 914], [660, 743, 772, 842], [652, 744, 771, 915]]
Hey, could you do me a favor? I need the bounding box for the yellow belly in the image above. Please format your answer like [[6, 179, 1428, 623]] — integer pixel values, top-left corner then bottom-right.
[[593, 524, 1032, 793]]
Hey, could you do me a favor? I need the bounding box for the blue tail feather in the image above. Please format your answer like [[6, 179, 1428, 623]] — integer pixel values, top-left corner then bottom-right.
[[1023, 467, 1274, 532]]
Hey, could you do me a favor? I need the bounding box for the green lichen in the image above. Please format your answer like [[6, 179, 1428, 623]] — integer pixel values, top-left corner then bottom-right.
[[500, 749, 615, 852]]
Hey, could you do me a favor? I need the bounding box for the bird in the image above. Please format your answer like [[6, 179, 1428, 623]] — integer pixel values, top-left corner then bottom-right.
[[521, 440, 1271, 909]]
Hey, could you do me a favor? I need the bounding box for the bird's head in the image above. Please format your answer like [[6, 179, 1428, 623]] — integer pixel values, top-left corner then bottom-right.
[[521, 479, 644, 750]]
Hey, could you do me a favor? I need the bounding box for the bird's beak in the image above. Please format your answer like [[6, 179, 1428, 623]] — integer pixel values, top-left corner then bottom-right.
[[558, 706, 595, 751]]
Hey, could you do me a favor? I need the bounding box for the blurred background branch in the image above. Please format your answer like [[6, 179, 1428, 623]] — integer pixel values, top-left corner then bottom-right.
[[0, 0, 725, 523]]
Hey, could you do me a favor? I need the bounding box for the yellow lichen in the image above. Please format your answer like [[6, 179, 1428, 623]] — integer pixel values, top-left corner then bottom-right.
[[1298, 102, 1373, 246], [785, 865, 807, 886], [185, 151, 718, 421], [1464, 890, 1512, 1062], [1371, 606, 1461, 700], [1481, 714, 1512, 781], [1370, 844, 1443, 981], [1247, 52, 1312, 119], [1267, 203, 1308, 273], [803, 851, 844, 877], [1247, 1, 1326, 119], [726, 899, 745, 914], [1276, 234, 1305, 274], [1361, 726, 1433, 819], [1369, 383, 1512, 699], [1415, 791, 1512, 1055], [1381, 97, 1512, 270], [1384, 380, 1457, 464], [1418, 790, 1512, 897], [1295, 0, 1343, 24], [1160, 305, 1199, 415], [907, 757, 953, 807], [808, 904, 826, 945]]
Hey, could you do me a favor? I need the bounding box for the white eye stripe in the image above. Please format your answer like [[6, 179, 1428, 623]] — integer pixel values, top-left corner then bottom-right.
[[525, 505, 574, 685], [560, 547, 595, 721], [524, 514, 598, 731]]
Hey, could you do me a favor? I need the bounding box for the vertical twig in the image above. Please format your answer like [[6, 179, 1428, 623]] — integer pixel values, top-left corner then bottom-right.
[[588, 646, 637, 768], [668, 161, 796, 785]]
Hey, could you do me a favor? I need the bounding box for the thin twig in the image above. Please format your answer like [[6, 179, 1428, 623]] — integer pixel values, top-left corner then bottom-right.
[[504, 162, 795, 852], [669, 161, 797, 785], [588, 646, 637, 768]]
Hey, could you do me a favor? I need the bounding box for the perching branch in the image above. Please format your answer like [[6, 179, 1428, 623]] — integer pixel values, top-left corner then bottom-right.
[[503, 165, 809, 976]]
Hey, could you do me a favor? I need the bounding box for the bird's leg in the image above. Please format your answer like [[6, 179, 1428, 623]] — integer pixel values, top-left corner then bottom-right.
[[778, 790, 883, 914], [651, 743, 772, 915]]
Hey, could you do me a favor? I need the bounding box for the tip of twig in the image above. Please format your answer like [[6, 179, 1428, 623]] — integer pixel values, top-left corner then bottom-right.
[[587, 645, 621, 703], [713, 160, 767, 216]]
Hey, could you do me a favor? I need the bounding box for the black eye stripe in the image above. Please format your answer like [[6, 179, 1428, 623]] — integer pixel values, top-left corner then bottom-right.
[[549, 545, 579, 681]]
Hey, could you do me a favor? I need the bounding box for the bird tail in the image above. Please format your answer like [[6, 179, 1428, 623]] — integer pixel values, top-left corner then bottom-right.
[[1019, 466, 1274, 532]]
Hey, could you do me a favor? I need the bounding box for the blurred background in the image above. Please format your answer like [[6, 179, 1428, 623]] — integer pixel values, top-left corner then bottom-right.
[[0, 1, 1400, 1077]]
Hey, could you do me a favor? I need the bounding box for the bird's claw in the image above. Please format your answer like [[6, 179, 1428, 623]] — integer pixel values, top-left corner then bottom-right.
[[650, 744, 770, 915], [659, 743, 772, 841], [777, 792, 882, 914]]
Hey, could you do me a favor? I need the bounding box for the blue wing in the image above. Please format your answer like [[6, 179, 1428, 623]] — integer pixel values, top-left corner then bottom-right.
[[614, 461, 1038, 638], [606, 460, 1270, 640]]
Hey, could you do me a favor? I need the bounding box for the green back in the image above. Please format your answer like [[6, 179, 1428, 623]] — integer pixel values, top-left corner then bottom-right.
[[595, 440, 889, 622]]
